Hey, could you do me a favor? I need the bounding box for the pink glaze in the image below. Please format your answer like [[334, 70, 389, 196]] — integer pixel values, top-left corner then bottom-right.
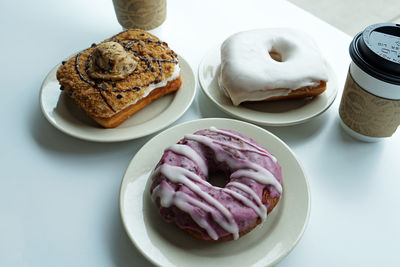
[[150, 127, 282, 241]]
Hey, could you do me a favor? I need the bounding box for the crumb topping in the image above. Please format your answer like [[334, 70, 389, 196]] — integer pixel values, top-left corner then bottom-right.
[[87, 41, 138, 80], [56, 29, 179, 118]]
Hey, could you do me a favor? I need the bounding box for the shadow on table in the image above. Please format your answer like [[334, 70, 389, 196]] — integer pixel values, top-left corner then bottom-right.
[[308, 117, 387, 198], [32, 98, 155, 266], [29, 103, 152, 157], [196, 87, 231, 120], [109, 215, 154, 267], [264, 113, 328, 146], [197, 88, 328, 146]]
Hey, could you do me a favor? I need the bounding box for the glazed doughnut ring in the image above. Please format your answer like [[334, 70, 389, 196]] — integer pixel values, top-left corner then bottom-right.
[[150, 127, 282, 241], [220, 28, 329, 105]]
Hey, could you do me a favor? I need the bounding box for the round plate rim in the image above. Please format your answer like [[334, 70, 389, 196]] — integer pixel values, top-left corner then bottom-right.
[[198, 47, 338, 126]]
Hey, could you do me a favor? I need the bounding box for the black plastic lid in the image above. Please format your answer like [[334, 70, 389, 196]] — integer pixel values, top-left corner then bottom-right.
[[349, 23, 400, 85]]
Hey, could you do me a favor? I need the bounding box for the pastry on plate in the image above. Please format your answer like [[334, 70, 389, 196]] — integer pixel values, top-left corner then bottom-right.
[[57, 29, 182, 128], [220, 28, 328, 106], [150, 127, 282, 241]]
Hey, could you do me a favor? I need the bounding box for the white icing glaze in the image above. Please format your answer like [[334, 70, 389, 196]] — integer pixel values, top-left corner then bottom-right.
[[229, 181, 267, 219], [220, 28, 328, 105], [153, 164, 239, 239], [152, 184, 219, 240], [223, 187, 266, 221], [184, 134, 281, 191], [230, 164, 282, 193], [151, 128, 281, 240], [209, 126, 277, 162], [166, 144, 208, 175]]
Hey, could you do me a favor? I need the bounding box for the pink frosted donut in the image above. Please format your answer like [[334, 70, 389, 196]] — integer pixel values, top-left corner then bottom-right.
[[150, 127, 282, 241]]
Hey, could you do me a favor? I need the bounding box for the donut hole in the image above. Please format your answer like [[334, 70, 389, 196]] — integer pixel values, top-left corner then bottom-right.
[[207, 171, 229, 188], [269, 51, 282, 62]]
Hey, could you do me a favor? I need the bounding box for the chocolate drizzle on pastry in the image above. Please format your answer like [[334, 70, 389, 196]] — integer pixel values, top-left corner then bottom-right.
[[72, 30, 179, 113], [75, 52, 94, 86]]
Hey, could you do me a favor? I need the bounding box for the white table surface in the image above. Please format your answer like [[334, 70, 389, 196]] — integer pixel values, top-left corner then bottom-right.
[[1, 0, 399, 266]]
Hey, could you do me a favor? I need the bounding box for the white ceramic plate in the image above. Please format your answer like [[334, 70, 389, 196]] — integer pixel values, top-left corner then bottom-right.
[[40, 55, 195, 142], [198, 48, 338, 126], [120, 118, 310, 267]]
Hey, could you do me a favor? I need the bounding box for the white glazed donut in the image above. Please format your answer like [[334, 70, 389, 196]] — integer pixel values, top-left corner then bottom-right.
[[220, 28, 329, 105]]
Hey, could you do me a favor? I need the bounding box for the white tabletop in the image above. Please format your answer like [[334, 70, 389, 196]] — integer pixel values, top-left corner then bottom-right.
[[2, 0, 399, 266]]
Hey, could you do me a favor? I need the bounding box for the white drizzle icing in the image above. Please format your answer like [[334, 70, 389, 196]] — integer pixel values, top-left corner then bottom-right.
[[166, 144, 208, 175], [230, 164, 282, 193], [210, 127, 265, 152], [228, 181, 267, 221], [209, 127, 277, 162], [206, 138, 272, 160], [184, 134, 282, 193], [223, 188, 266, 221], [151, 128, 281, 240], [153, 164, 239, 239], [152, 184, 219, 240]]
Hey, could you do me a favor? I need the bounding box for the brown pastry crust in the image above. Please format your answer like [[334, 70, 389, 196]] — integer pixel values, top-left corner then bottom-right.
[[56, 29, 181, 128], [257, 81, 326, 102], [182, 189, 280, 242], [92, 77, 181, 128]]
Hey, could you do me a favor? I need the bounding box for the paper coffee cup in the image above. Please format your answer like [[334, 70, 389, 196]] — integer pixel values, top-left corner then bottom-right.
[[112, 0, 166, 30], [339, 23, 400, 142]]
